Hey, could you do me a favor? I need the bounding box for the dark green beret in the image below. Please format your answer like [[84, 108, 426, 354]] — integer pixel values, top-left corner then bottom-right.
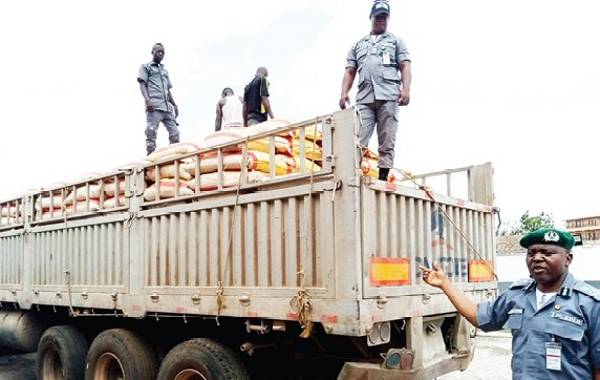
[[519, 227, 575, 251]]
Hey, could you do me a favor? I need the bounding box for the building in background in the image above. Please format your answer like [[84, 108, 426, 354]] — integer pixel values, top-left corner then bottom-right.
[[565, 216, 600, 244]]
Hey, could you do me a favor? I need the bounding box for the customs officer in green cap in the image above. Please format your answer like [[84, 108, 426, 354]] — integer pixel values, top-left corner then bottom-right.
[[419, 227, 600, 379]]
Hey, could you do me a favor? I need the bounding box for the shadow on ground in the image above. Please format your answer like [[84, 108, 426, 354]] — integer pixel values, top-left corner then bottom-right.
[[0, 348, 36, 380]]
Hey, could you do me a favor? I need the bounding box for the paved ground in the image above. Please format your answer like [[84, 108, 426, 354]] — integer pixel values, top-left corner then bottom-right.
[[439, 331, 513, 380], [0, 349, 36, 380], [0, 332, 513, 380]]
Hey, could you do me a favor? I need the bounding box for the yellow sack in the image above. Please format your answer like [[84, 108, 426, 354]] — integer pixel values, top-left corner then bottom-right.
[[247, 136, 292, 155], [301, 125, 323, 143], [251, 151, 294, 176], [294, 159, 322, 173], [292, 138, 322, 161]]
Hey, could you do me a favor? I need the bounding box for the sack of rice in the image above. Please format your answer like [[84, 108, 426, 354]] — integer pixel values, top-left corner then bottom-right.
[[147, 142, 200, 163], [293, 159, 322, 173], [249, 151, 294, 176], [144, 180, 194, 201], [65, 199, 101, 214], [187, 171, 268, 191], [35, 196, 65, 211], [64, 185, 103, 205], [240, 119, 294, 139], [146, 164, 192, 182], [103, 196, 127, 209], [104, 180, 127, 197], [301, 125, 323, 143], [204, 130, 292, 155], [292, 138, 322, 161], [181, 152, 259, 175]]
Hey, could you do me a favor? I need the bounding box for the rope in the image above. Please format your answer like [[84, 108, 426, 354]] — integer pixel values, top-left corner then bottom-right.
[[215, 138, 249, 325], [64, 270, 77, 317], [359, 144, 498, 281], [289, 121, 320, 338]]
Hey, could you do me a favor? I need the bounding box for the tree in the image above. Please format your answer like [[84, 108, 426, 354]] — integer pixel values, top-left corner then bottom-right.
[[511, 210, 554, 235]]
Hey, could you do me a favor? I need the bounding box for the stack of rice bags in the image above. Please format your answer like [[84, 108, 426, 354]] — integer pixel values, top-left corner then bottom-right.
[[37, 176, 129, 218], [203, 120, 323, 178], [0, 202, 19, 226], [291, 124, 323, 173], [144, 143, 198, 201], [141, 120, 326, 201]]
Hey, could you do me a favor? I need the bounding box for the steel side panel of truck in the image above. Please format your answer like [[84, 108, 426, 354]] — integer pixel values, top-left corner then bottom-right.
[[0, 109, 497, 377]]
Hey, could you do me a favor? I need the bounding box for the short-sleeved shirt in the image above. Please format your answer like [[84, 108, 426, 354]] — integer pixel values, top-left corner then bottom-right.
[[346, 32, 410, 104], [477, 273, 600, 379], [243, 75, 270, 122], [137, 61, 173, 112]]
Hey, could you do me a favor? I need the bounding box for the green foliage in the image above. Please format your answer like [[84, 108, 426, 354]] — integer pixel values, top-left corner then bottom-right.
[[511, 210, 554, 234]]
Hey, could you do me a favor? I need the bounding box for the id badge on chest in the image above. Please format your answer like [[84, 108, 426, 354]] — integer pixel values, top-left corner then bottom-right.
[[382, 51, 391, 65], [545, 341, 562, 371]]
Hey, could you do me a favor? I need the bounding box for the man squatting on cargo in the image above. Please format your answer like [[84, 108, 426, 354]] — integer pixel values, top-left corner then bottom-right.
[[138, 43, 180, 155], [339, 0, 411, 181], [421, 228, 600, 380]]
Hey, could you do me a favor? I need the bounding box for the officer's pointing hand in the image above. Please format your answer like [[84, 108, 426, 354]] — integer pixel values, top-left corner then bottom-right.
[[419, 263, 448, 288]]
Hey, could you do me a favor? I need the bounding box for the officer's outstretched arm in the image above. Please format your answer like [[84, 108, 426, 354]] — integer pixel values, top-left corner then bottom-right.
[[419, 263, 478, 326]]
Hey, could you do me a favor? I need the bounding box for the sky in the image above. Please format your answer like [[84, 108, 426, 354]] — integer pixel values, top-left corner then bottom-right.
[[1, 0, 599, 227]]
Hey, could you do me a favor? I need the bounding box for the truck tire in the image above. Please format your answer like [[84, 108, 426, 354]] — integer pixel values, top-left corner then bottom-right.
[[37, 325, 88, 380], [157, 338, 249, 380], [85, 328, 157, 380]]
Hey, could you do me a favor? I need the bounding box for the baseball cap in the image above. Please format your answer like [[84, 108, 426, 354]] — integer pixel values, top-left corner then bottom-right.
[[370, 1, 391, 17]]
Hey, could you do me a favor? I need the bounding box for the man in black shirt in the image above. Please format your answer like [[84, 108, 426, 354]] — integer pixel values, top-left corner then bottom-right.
[[243, 67, 274, 126]]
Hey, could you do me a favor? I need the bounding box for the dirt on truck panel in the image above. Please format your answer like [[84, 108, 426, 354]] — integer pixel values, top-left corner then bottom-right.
[[0, 109, 497, 379]]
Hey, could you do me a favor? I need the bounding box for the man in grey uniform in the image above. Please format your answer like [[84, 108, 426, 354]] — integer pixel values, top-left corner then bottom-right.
[[420, 228, 600, 379], [340, 0, 411, 181], [137, 43, 180, 155]]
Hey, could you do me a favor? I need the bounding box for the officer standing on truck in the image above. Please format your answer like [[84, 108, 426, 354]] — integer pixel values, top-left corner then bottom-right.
[[420, 228, 600, 379], [137, 43, 180, 155], [339, 0, 411, 181], [215, 87, 244, 131], [243, 67, 274, 127]]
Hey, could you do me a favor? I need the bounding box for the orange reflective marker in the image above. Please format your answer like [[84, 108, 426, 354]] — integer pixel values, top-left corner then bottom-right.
[[468, 259, 494, 282], [370, 257, 410, 286]]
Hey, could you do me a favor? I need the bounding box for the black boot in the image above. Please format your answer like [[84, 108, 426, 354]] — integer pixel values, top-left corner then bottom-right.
[[378, 168, 390, 181]]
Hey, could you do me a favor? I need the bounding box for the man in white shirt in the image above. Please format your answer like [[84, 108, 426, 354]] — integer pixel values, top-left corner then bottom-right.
[[215, 87, 244, 131]]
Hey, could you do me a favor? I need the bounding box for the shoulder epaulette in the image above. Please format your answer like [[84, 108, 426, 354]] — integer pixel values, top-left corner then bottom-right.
[[509, 278, 534, 289], [573, 282, 600, 301]]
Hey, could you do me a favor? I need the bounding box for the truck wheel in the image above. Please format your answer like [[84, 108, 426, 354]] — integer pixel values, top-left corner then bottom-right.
[[157, 339, 249, 380], [85, 328, 157, 380], [37, 325, 88, 380]]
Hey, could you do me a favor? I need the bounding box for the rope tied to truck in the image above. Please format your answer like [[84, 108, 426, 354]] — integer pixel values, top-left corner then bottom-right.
[[289, 121, 320, 338], [289, 270, 313, 338], [358, 141, 498, 281]]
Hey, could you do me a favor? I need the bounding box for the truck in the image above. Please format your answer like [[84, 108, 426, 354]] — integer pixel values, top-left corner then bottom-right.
[[0, 109, 497, 379]]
